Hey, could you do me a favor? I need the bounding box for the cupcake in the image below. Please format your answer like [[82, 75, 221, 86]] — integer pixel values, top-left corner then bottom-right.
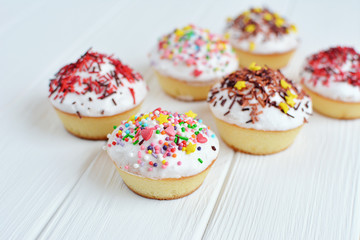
[[106, 108, 219, 200], [301, 46, 360, 119], [49, 49, 148, 140], [208, 63, 312, 155], [226, 7, 299, 69], [149, 24, 238, 101]]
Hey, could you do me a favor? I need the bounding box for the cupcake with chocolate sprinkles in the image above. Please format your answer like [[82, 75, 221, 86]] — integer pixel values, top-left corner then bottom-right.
[[49, 49, 148, 140], [208, 62, 312, 155], [301, 46, 360, 119], [106, 108, 219, 200], [149, 24, 238, 101], [226, 7, 299, 69]]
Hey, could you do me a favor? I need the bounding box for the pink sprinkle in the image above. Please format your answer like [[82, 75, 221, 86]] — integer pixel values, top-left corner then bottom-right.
[[151, 142, 154, 146], [108, 144, 111, 147], [177, 161, 182, 166], [138, 151, 142, 158], [148, 167, 153, 171], [169, 136, 175, 141], [165, 162, 169, 166], [130, 128, 134, 133], [161, 165, 166, 169], [137, 159, 142, 164], [141, 145, 145, 150], [171, 142, 176, 146], [155, 145, 160, 150], [125, 165, 129, 169], [158, 140, 163, 144]]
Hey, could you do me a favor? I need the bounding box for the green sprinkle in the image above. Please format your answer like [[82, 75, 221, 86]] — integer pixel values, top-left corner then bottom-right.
[[156, 130, 160, 134], [195, 131, 199, 135], [174, 136, 178, 143], [128, 134, 134, 139], [133, 139, 139, 145], [198, 158, 203, 164], [176, 135, 189, 141], [199, 128, 203, 131], [113, 126, 117, 129], [181, 127, 185, 132]]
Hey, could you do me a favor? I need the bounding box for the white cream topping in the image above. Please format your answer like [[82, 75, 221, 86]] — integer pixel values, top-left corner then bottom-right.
[[228, 28, 299, 54], [106, 110, 219, 179], [301, 57, 360, 103], [49, 53, 147, 117], [149, 24, 238, 82], [208, 82, 312, 131]]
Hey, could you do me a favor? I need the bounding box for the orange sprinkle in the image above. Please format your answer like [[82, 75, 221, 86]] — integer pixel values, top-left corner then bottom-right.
[[164, 142, 169, 146], [161, 131, 165, 135], [172, 154, 177, 158]]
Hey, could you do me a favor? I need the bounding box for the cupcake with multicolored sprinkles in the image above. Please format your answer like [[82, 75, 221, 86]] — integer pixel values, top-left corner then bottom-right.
[[106, 108, 219, 200], [226, 7, 299, 69], [301, 46, 360, 119], [149, 24, 238, 101], [49, 49, 148, 140], [208, 63, 312, 155]]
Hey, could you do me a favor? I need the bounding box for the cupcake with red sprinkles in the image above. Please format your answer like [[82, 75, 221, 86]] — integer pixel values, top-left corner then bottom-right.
[[106, 108, 219, 200], [49, 49, 148, 140], [149, 24, 238, 101], [208, 62, 312, 155], [301, 46, 360, 119], [226, 7, 299, 69]]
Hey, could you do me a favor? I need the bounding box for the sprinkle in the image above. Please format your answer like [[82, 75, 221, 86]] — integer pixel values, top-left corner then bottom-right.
[[185, 110, 197, 118], [279, 102, 289, 113], [234, 81, 246, 91], [177, 161, 182, 166], [156, 114, 169, 124], [245, 24, 256, 33], [186, 142, 197, 154], [211, 146, 216, 151], [198, 158, 203, 164], [280, 79, 291, 89], [249, 42, 256, 51], [248, 62, 261, 71]]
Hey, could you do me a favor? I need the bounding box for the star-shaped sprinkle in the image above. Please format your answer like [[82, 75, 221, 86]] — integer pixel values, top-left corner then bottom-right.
[[185, 110, 197, 119], [234, 81, 246, 91], [280, 79, 291, 89], [279, 102, 289, 113], [156, 114, 169, 124], [186, 142, 197, 154], [249, 62, 261, 71]]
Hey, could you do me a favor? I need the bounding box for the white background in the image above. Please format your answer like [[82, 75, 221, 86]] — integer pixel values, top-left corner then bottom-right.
[[1, 0, 360, 239]]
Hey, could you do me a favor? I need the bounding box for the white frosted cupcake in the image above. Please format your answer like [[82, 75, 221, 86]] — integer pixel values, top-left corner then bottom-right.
[[149, 24, 238, 101], [106, 108, 219, 200], [301, 46, 360, 119], [226, 7, 299, 68], [208, 63, 312, 155], [49, 49, 148, 140]]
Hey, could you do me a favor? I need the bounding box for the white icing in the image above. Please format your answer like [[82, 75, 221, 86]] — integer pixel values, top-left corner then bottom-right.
[[49, 56, 147, 117], [228, 28, 299, 54], [106, 111, 219, 179], [226, 9, 299, 54], [209, 83, 312, 131], [301, 60, 360, 103], [149, 25, 238, 82]]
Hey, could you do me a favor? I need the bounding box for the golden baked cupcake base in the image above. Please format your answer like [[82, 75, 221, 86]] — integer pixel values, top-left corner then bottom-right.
[[115, 159, 215, 200], [213, 116, 302, 155], [54, 104, 142, 140], [155, 71, 217, 101], [302, 85, 360, 119], [234, 48, 296, 69]]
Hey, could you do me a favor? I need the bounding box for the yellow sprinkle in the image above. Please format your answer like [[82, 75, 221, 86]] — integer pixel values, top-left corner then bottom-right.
[[245, 24, 256, 33], [186, 142, 197, 154], [263, 13, 273, 21], [162, 160, 166, 164], [248, 62, 262, 71], [285, 96, 296, 107], [234, 81, 246, 91], [249, 41, 256, 51], [128, 115, 135, 121], [286, 90, 298, 99], [253, 7, 262, 13], [279, 102, 289, 113], [118, 130, 122, 134], [226, 17, 233, 22], [148, 150, 152, 154], [182, 147, 186, 151], [280, 79, 291, 89], [183, 25, 192, 31], [224, 32, 230, 40], [275, 18, 285, 27], [242, 11, 250, 17], [185, 110, 197, 119], [274, 13, 280, 18], [290, 24, 297, 32], [156, 114, 169, 124], [175, 29, 184, 37]]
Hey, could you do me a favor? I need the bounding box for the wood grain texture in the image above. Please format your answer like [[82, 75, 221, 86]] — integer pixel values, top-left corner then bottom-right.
[[1, 0, 360, 239]]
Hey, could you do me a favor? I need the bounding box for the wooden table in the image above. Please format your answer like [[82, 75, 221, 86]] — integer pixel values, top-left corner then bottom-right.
[[1, 0, 360, 239]]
